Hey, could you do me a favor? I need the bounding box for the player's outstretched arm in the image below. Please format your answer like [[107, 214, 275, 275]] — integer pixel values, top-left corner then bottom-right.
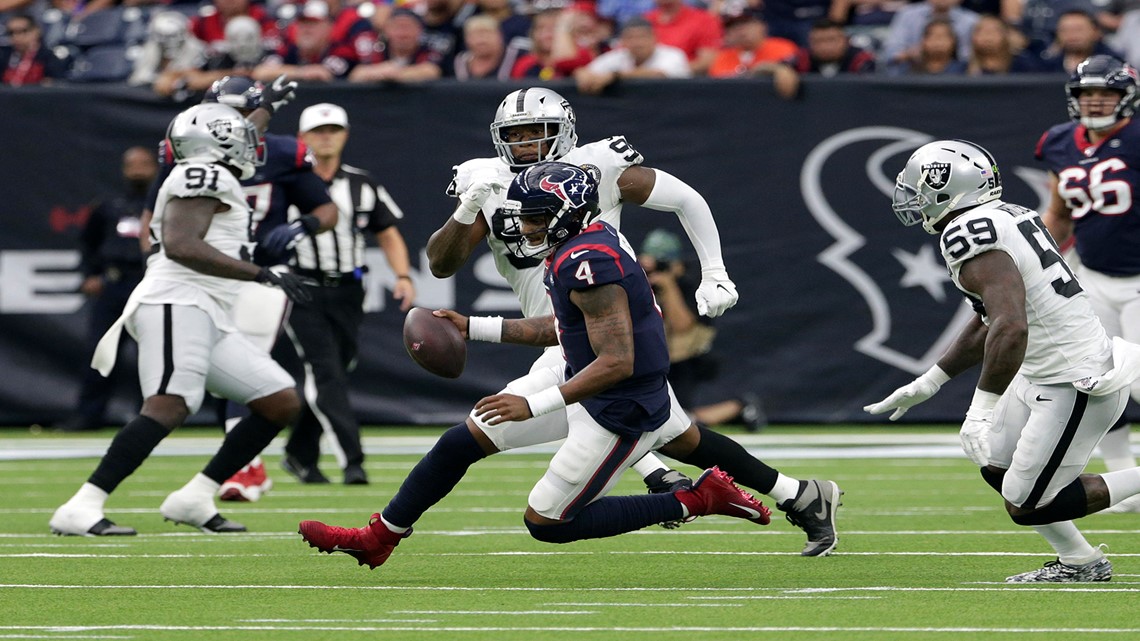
[[957, 251, 1028, 395], [426, 215, 490, 278], [619, 165, 738, 317]]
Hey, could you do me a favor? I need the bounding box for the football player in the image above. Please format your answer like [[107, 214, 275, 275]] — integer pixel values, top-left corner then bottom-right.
[[1037, 55, 1140, 513], [141, 76, 339, 502], [50, 100, 312, 536], [296, 88, 844, 569], [303, 162, 774, 555], [866, 139, 1140, 582]]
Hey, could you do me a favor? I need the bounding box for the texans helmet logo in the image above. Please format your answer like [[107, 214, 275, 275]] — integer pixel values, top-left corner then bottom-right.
[[921, 162, 951, 189], [538, 170, 590, 208]]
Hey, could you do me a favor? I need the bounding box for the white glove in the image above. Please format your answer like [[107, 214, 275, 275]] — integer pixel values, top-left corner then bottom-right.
[[959, 407, 993, 466], [695, 267, 738, 318], [863, 365, 950, 421], [453, 180, 503, 224]]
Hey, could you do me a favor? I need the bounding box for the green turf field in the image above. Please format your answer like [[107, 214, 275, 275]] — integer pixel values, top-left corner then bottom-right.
[[1, 426, 1137, 640]]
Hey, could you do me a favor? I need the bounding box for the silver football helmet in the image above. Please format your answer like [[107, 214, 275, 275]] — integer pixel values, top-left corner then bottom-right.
[[893, 139, 1003, 234], [166, 103, 262, 180], [490, 87, 578, 169]]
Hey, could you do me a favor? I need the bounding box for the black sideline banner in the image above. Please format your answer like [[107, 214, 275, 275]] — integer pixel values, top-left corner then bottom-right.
[[0, 77, 1083, 425]]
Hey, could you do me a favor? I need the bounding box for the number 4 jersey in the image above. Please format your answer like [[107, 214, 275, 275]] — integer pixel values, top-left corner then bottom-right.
[[940, 201, 1112, 384], [1035, 118, 1140, 275]]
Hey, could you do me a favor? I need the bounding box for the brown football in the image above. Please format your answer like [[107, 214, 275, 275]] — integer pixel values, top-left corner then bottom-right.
[[403, 307, 467, 379]]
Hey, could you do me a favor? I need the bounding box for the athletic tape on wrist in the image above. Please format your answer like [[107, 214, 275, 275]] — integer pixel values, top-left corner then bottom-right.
[[467, 316, 503, 343], [525, 386, 566, 418]]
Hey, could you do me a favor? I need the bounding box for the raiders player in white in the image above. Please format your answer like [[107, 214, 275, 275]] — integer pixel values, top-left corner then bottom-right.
[[301, 87, 842, 570], [866, 139, 1140, 582], [50, 101, 311, 536]]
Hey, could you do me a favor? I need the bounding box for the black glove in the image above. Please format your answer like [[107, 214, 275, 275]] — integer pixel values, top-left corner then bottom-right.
[[255, 267, 312, 305], [261, 75, 298, 114], [254, 215, 319, 266]]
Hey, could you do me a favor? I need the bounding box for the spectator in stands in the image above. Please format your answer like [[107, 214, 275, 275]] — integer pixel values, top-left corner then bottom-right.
[[893, 16, 967, 75], [421, 0, 474, 71], [1019, 0, 1104, 56], [574, 16, 689, 93], [597, 0, 655, 29], [254, 0, 362, 83], [348, 8, 442, 82], [452, 13, 510, 80], [789, 17, 876, 75], [510, 7, 593, 79], [191, 0, 276, 57], [637, 229, 766, 433], [829, 0, 909, 30], [708, 9, 799, 78], [1116, 7, 1140, 68], [182, 16, 266, 92], [281, 0, 378, 69], [128, 10, 206, 97], [56, 147, 156, 433], [556, 1, 613, 60], [1, 13, 69, 85], [1038, 9, 1122, 74], [967, 14, 1042, 74], [761, 0, 831, 46], [645, 0, 723, 75], [881, 0, 978, 70], [476, 0, 531, 48]]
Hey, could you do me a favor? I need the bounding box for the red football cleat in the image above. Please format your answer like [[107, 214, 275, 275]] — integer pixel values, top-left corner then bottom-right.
[[674, 466, 771, 525], [299, 513, 411, 569], [219, 461, 273, 502]]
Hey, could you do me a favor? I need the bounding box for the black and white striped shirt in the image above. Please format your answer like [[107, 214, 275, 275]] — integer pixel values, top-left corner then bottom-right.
[[292, 163, 403, 275]]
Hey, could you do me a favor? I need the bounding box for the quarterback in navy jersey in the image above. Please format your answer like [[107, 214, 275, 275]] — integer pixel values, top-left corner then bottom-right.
[[1037, 55, 1140, 512], [545, 221, 672, 439]]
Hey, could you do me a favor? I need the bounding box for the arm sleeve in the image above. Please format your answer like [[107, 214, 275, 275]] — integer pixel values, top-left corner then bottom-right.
[[639, 168, 725, 272]]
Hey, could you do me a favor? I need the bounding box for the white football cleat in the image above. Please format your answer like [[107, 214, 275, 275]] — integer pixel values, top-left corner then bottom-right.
[[50, 502, 136, 536], [160, 488, 246, 533]]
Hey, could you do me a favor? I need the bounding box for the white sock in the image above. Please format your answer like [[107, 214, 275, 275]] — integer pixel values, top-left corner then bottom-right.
[[1099, 426, 1136, 471], [73, 483, 109, 509], [1101, 468, 1140, 506], [380, 515, 410, 534], [1032, 521, 1098, 565], [185, 472, 221, 496], [631, 454, 668, 479], [768, 474, 801, 504]]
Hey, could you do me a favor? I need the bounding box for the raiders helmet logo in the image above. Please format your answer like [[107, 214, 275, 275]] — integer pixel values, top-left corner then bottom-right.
[[207, 118, 233, 141], [921, 162, 951, 190]]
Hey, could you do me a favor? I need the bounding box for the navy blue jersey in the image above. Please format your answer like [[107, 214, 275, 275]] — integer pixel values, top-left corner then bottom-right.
[[545, 222, 671, 438], [147, 133, 332, 244], [1035, 118, 1140, 276]]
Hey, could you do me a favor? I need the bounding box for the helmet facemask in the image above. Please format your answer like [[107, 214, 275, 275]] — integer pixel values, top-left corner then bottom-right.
[[490, 88, 578, 169], [494, 162, 599, 258]]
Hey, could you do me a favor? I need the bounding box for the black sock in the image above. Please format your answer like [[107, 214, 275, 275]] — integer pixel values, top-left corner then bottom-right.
[[525, 494, 683, 544], [202, 413, 282, 483], [383, 423, 487, 528], [88, 415, 171, 493], [676, 424, 779, 495]]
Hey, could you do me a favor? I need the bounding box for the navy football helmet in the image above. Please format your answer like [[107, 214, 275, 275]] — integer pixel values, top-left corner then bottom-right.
[[1065, 55, 1139, 131], [495, 162, 599, 259], [203, 76, 264, 114]]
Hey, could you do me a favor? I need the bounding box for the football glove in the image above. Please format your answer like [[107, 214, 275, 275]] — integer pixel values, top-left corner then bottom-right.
[[255, 267, 311, 304], [959, 407, 993, 466], [863, 366, 950, 421], [254, 215, 319, 266], [695, 267, 738, 318], [453, 179, 503, 224], [262, 75, 298, 114]]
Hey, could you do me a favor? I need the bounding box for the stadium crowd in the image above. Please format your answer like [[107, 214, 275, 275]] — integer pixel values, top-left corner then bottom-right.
[[2, 0, 1138, 90]]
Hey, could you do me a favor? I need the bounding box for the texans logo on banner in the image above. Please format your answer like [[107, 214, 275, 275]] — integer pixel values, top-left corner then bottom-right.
[[801, 126, 1052, 375]]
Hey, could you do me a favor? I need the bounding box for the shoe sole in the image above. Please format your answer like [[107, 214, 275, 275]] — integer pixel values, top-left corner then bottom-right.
[[803, 481, 843, 558]]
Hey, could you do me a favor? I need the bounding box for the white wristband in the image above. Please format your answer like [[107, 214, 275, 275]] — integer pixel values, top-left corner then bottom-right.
[[452, 201, 481, 225], [922, 365, 952, 388], [969, 388, 1001, 414], [525, 386, 566, 417], [467, 316, 503, 343]]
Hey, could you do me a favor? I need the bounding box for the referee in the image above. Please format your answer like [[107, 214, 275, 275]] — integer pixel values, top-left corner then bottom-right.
[[282, 103, 416, 485]]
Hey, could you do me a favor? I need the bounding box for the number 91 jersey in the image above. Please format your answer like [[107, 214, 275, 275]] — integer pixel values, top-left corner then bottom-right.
[[449, 136, 644, 319], [940, 200, 1112, 384]]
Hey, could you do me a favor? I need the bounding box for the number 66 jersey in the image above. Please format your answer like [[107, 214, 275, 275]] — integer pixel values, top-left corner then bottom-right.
[[940, 200, 1112, 384]]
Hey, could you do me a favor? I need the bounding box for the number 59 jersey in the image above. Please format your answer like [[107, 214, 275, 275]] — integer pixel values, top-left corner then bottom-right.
[[141, 162, 254, 324], [449, 135, 644, 319], [940, 200, 1112, 384]]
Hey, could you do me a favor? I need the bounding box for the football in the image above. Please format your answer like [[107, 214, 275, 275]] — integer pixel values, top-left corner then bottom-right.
[[403, 307, 467, 379]]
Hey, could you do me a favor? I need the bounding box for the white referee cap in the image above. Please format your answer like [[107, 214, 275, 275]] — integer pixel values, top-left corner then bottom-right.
[[299, 103, 349, 133]]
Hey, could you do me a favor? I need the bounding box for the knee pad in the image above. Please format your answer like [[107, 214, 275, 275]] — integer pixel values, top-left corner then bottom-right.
[[525, 517, 573, 544], [1008, 479, 1088, 526]]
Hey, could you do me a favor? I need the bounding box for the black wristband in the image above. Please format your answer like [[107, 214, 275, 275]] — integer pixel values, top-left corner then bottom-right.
[[298, 214, 321, 235]]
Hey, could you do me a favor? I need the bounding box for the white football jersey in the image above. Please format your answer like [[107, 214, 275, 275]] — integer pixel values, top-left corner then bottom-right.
[[449, 136, 644, 318], [940, 200, 1112, 384], [138, 162, 254, 329]]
